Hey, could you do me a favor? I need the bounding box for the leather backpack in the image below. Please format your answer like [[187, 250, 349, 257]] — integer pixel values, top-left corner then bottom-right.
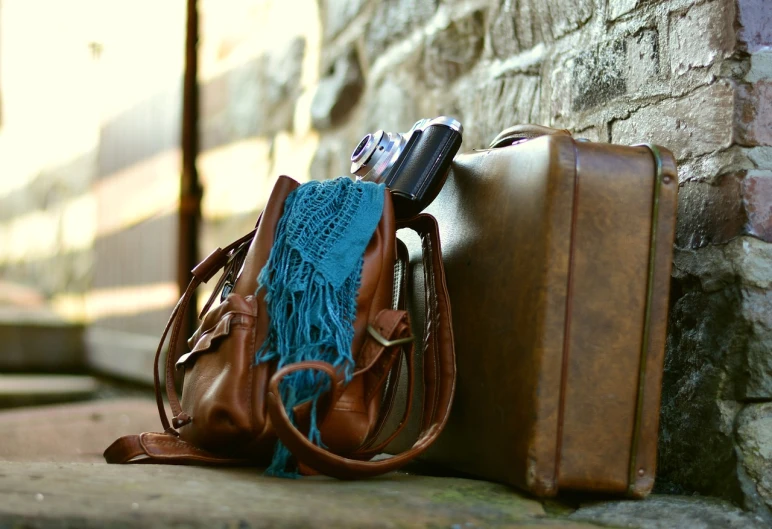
[[104, 175, 456, 478]]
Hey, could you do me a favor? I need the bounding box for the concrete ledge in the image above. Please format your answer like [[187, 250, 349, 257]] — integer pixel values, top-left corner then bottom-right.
[[0, 375, 100, 408], [85, 326, 158, 384], [0, 311, 84, 372], [0, 399, 765, 528], [0, 462, 603, 529], [0, 399, 591, 529]]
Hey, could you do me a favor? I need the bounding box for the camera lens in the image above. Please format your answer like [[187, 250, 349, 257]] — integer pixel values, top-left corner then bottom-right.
[[350, 130, 407, 181], [352, 135, 371, 160]]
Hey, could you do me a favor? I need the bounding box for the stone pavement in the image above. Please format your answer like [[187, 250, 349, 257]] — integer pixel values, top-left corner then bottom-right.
[[0, 399, 767, 529]]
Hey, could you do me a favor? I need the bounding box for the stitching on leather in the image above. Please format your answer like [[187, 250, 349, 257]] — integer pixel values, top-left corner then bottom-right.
[[426, 221, 454, 425], [190, 314, 232, 353], [141, 435, 216, 458], [430, 234, 442, 424], [142, 438, 242, 463], [430, 219, 454, 423], [148, 440, 211, 454], [423, 229, 441, 425], [247, 308, 256, 434], [421, 236, 433, 405], [361, 348, 405, 451], [195, 310, 255, 342], [146, 441, 238, 462], [181, 315, 258, 371], [362, 242, 412, 445], [332, 403, 368, 413], [363, 353, 394, 402], [554, 140, 581, 487], [362, 315, 405, 402], [358, 312, 401, 368]]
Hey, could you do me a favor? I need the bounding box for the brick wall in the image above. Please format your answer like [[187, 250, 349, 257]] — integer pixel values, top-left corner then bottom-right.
[[201, 0, 771, 515]]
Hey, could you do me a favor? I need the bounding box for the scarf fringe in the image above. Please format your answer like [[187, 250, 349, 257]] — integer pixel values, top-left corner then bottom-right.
[[254, 178, 383, 477]]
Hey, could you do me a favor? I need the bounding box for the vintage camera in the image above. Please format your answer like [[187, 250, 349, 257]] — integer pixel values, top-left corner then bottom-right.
[[350, 116, 463, 218]]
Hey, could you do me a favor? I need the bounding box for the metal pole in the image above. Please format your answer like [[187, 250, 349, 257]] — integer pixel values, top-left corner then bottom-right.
[[178, 0, 200, 349]]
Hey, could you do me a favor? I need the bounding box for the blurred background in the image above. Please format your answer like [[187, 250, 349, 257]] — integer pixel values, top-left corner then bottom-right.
[[0, 0, 770, 517], [0, 0, 321, 383]]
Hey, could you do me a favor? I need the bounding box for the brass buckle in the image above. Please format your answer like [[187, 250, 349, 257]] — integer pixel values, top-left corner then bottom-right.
[[366, 325, 414, 347]]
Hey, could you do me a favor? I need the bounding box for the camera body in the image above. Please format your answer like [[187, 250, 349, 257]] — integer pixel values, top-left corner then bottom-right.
[[350, 116, 463, 219]]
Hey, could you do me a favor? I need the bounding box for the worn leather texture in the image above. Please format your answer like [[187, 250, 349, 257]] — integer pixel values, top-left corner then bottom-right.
[[390, 128, 677, 497], [104, 175, 457, 479]]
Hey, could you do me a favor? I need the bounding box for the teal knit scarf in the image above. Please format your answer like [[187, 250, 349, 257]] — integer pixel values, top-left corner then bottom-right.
[[255, 177, 385, 477]]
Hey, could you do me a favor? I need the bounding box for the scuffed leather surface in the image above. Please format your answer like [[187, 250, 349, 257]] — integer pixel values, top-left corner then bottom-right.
[[558, 142, 654, 492], [413, 132, 677, 497], [179, 294, 263, 458]]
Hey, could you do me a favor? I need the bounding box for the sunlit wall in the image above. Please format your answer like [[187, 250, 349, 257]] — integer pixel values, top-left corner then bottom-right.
[[196, 0, 320, 265], [0, 0, 186, 380], [0, 0, 324, 381]]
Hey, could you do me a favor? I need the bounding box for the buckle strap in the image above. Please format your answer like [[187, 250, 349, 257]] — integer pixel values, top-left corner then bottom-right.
[[104, 432, 248, 465], [366, 325, 414, 347]]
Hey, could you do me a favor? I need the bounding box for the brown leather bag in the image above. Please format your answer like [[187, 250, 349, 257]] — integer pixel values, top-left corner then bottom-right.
[[388, 125, 678, 497], [104, 175, 456, 478]]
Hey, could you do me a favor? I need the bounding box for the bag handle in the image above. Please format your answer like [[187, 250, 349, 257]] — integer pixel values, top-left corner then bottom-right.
[[489, 124, 571, 149], [264, 213, 456, 478], [104, 431, 251, 465], [154, 228, 257, 433]]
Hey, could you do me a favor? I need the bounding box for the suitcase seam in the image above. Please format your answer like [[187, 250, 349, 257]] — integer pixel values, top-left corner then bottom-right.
[[553, 138, 581, 492], [627, 143, 666, 495]]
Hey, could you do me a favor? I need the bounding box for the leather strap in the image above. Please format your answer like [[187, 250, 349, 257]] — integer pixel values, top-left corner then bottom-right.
[[198, 212, 260, 320], [104, 432, 249, 465], [489, 124, 572, 149], [355, 239, 413, 454], [353, 345, 413, 456], [265, 213, 456, 478]]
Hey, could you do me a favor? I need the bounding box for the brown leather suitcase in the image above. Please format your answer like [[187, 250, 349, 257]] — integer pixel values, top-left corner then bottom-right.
[[393, 125, 678, 498]]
